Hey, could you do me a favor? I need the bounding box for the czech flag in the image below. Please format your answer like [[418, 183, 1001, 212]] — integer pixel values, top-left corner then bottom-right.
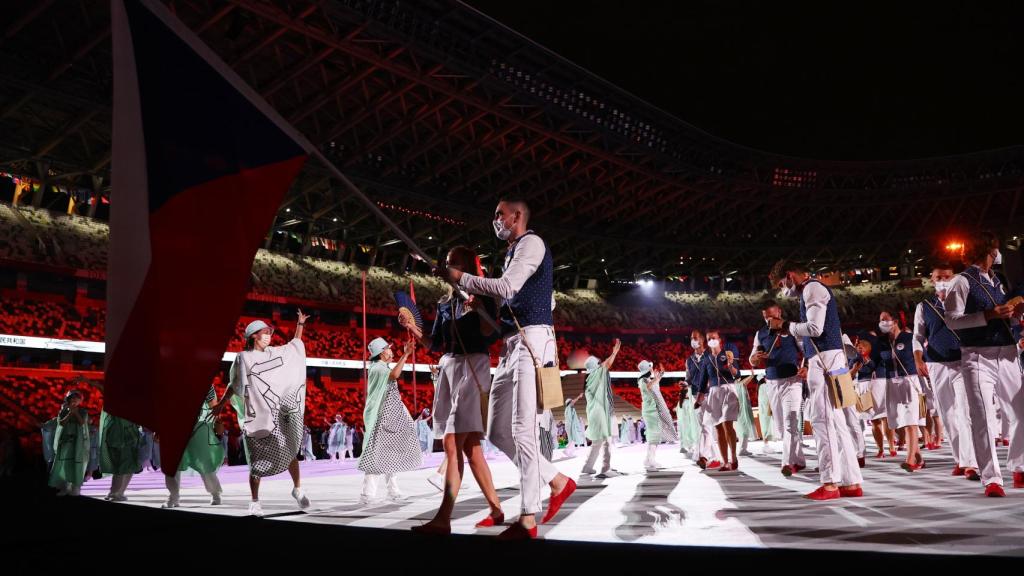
[[107, 0, 310, 473]]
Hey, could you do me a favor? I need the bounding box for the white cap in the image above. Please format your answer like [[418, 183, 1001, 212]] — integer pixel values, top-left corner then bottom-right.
[[584, 356, 600, 371], [368, 337, 389, 358], [244, 320, 270, 339], [637, 360, 653, 374]]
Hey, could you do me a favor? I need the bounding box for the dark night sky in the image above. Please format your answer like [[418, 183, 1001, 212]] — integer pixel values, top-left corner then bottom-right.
[[465, 1, 1024, 161]]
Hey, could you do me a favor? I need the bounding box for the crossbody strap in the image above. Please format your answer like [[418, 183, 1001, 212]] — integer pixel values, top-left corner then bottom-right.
[[923, 299, 960, 342]]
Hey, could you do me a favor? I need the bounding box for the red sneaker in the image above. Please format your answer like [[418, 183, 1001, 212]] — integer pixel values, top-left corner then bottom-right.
[[839, 486, 863, 498], [984, 483, 1005, 497], [475, 513, 505, 528], [496, 523, 538, 540], [965, 469, 981, 481], [781, 465, 793, 477], [541, 478, 576, 524], [1013, 471, 1024, 489], [889, 449, 897, 457], [707, 460, 722, 470], [804, 486, 840, 501], [951, 465, 964, 476], [857, 457, 865, 468]]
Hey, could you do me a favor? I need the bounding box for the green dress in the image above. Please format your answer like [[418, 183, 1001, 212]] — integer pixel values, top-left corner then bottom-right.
[[676, 396, 700, 452], [734, 379, 757, 440], [179, 387, 225, 474], [584, 367, 613, 441], [757, 381, 774, 441], [564, 401, 585, 446], [99, 412, 141, 475], [49, 408, 89, 488], [639, 376, 661, 443], [362, 361, 391, 450]]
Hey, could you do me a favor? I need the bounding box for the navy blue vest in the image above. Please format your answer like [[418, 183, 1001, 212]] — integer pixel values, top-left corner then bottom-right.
[[851, 356, 876, 380], [798, 280, 844, 356], [755, 325, 800, 380], [499, 231, 554, 336], [955, 266, 1014, 348], [920, 298, 961, 363], [877, 332, 917, 377], [702, 351, 737, 392], [686, 352, 707, 395]]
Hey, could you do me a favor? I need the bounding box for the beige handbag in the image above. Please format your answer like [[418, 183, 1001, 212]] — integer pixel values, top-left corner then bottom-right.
[[508, 309, 563, 411], [809, 339, 857, 409]]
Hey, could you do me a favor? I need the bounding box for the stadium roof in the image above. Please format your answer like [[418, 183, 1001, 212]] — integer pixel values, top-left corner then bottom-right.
[[2, 0, 1022, 287]]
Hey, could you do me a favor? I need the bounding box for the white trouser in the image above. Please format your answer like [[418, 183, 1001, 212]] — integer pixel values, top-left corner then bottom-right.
[[807, 350, 863, 486], [165, 471, 223, 497], [582, 438, 613, 473], [770, 377, 806, 467], [960, 346, 1024, 485], [487, 325, 559, 515], [760, 380, 777, 442], [842, 406, 866, 458], [694, 402, 721, 462], [108, 474, 133, 497], [360, 473, 399, 498], [928, 361, 978, 469]]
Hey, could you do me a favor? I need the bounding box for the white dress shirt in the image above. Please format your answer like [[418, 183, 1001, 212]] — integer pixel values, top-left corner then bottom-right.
[[459, 231, 545, 302], [943, 266, 992, 331], [911, 302, 928, 354], [788, 281, 830, 357]]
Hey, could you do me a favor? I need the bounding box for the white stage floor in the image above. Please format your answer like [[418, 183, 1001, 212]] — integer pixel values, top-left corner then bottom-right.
[[78, 439, 1024, 556]]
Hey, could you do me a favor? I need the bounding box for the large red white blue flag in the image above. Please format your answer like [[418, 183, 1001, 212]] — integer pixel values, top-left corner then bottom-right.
[[107, 0, 310, 473]]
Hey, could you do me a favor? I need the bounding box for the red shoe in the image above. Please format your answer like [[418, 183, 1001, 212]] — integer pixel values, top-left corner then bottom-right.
[[541, 478, 576, 524], [839, 486, 863, 498], [874, 451, 884, 459], [804, 486, 840, 501], [475, 513, 505, 528], [791, 463, 806, 473], [1013, 471, 1024, 489], [697, 457, 708, 470], [857, 457, 865, 468], [918, 459, 927, 469], [889, 449, 897, 457], [781, 465, 793, 477], [901, 461, 923, 472], [951, 465, 964, 476], [984, 483, 1005, 497], [1003, 439, 1011, 447], [965, 469, 981, 481], [707, 460, 722, 470], [496, 523, 538, 540]]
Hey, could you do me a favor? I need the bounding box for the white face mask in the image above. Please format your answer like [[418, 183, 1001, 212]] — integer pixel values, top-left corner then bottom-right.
[[258, 333, 272, 347], [707, 338, 720, 349], [878, 320, 894, 334], [493, 218, 512, 241], [690, 339, 701, 350], [934, 280, 949, 297], [993, 250, 1002, 265]]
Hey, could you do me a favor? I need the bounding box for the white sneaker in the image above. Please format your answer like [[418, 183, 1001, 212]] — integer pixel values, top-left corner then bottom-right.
[[162, 497, 180, 509], [248, 501, 264, 517], [427, 473, 445, 492], [291, 487, 311, 510], [358, 495, 382, 506], [387, 490, 406, 502], [210, 494, 222, 506]]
